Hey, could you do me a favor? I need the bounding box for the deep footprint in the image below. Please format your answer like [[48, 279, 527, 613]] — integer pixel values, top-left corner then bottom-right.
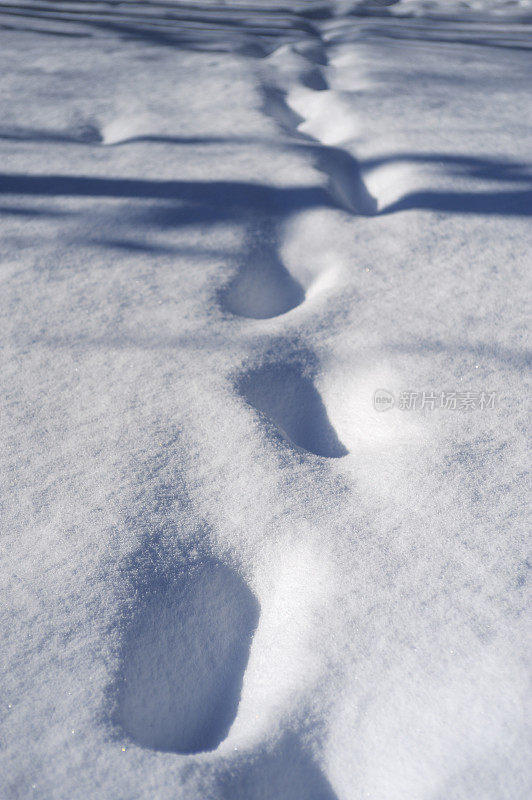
[[313, 144, 377, 216], [237, 362, 348, 458], [114, 558, 259, 754], [219, 225, 305, 319]]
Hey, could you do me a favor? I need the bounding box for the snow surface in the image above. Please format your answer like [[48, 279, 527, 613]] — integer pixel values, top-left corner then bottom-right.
[[0, 1, 530, 799]]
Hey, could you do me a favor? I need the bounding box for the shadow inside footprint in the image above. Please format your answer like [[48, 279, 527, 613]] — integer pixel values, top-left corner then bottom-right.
[[114, 559, 259, 754], [237, 363, 348, 458], [261, 85, 306, 135], [313, 145, 378, 216], [219, 226, 305, 319]]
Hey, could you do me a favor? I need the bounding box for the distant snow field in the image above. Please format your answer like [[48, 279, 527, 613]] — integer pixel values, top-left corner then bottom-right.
[[0, 1, 530, 799]]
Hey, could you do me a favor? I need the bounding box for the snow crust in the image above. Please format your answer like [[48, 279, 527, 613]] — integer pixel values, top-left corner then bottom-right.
[[0, 1, 530, 799]]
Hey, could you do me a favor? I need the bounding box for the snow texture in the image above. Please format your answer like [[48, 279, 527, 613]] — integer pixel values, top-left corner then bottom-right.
[[0, 1, 530, 799]]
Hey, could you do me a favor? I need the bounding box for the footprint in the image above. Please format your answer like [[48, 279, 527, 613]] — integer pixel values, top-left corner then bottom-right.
[[300, 67, 329, 92], [219, 223, 305, 319], [113, 558, 259, 754], [292, 39, 329, 67], [286, 85, 359, 146], [265, 45, 328, 93], [312, 143, 377, 215], [261, 84, 307, 136], [237, 362, 348, 458]]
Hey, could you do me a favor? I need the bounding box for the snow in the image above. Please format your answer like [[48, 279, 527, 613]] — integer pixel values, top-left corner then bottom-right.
[[0, 1, 530, 799]]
